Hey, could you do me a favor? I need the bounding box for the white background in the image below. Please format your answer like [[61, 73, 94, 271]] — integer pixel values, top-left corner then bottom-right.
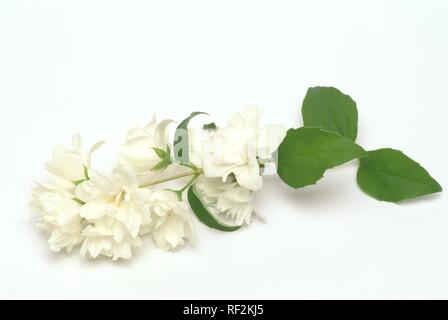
[[1, 0, 447, 299]]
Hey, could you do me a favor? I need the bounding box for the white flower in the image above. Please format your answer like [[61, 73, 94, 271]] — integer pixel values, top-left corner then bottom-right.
[[75, 166, 150, 260], [80, 225, 142, 261], [195, 175, 255, 226], [32, 107, 286, 261], [30, 182, 83, 253], [118, 116, 174, 177], [143, 190, 195, 251], [201, 106, 286, 191], [30, 135, 103, 254], [45, 134, 104, 187], [188, 127, 213, 169]]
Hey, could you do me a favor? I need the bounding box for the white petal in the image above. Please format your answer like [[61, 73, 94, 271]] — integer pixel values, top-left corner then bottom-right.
[[46, 146, 85, 182], [229, 105, 263, 130], [57, 199, 82, 233], [112, 241, 133, 261], [223, 186, 253, 203], [118, 136, 160, 174], [154, 119, 175, 148], [80, 203, 107, 220], [143, 115, 158, 134], [126, 126, 149, 140], [87, 141, 106, 167], [116, 205, 141, 239], [47, 173, 76, 192], [188, 128, 212, 168], [233, 164, 263, 191], [257, 124, 287, 159], [110, 165, 139, 188]]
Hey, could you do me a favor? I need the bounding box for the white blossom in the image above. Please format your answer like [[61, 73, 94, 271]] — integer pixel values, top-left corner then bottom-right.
[[30, 181, 83, 254], [118, 116, 173, 177], [80, 225, 142, 261], [31, 107, 286, 261], [188, 127, 213, 168], [45, 134, 104, 188], [200, 106, 286, 191], [30, 135, 104, 254], [75, 165, 150, 260], [143, 190, 195, 251], [195, 175, 255, 226]]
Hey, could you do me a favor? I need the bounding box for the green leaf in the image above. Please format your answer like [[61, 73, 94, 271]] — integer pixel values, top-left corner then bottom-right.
[[203, 122, 217, 131], [174, 112, 208, 163], [72, 179, 85, 186], [302, 86, 358, 141], [151, 146, 172, 171], [151, 159, 170, 172], [152, 147, 167, 159], [357, 148, 442, 202], [165, 146, 172, 160], [83, 165, 89, 179], [187, 185, 241, 232], [259, 163, 266, 176], [72, 165, 89, 185], [276, 127, 366, 188]]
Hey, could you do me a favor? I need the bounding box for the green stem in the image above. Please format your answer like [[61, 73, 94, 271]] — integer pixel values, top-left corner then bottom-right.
[[178, 174, 199, 194], [139, 169, 203, 189], [73, 197, 86, 205], [180, 163, 198, 171]]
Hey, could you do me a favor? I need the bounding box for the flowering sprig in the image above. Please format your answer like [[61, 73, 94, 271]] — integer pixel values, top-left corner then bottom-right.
[[30, 86, 442, 261]]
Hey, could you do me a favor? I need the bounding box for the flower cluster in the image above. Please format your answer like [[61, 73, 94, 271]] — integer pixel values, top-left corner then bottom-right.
[[31, 86, 443, 261], [30, 106, 286, 260]]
